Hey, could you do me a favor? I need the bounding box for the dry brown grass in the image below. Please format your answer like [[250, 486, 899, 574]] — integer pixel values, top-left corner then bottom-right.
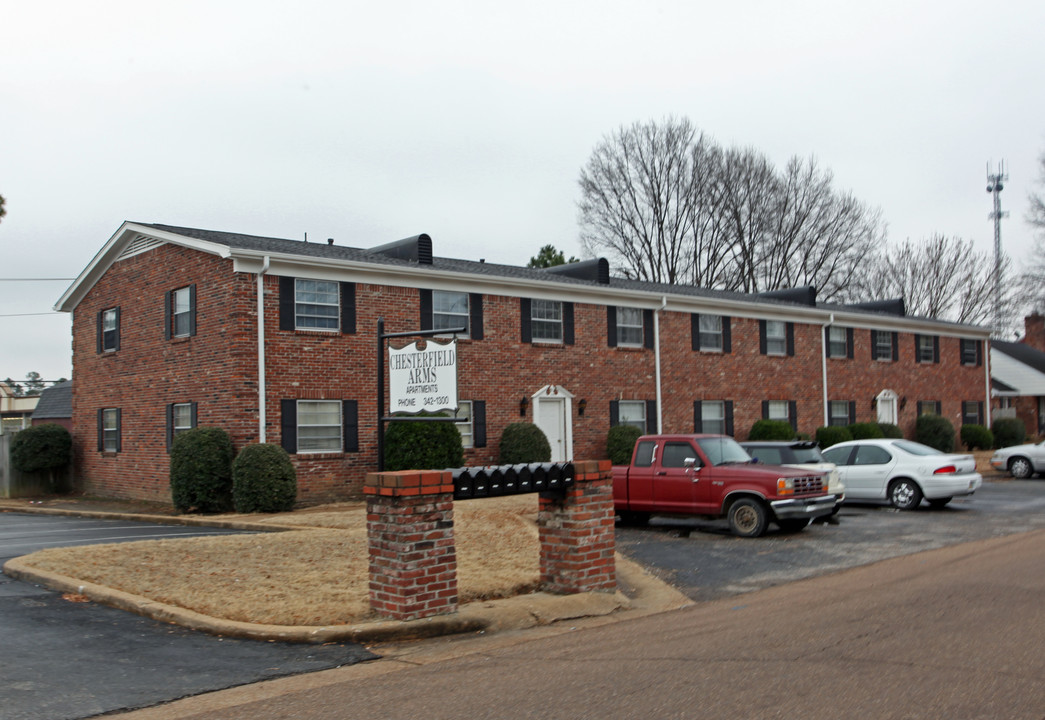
[[21, 495, 541, 626]]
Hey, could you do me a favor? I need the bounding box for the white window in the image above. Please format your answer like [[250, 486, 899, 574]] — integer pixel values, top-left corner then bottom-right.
[[434, 291, 469, 335], [767, 401, 789, 421], [531, 300, 563, 342], [701, 401, 726, 434], [960, 339, 979, 366], [172, 287, 193, 337], [874, 331, 893, 361], [172, 403, 194, 437], [827, 327, 847, 358], [616, 307, 644, 346], [102, 408, 119, 452], [618, 400, 647, 432], [455, 400, 473, 448], [699, 315, 723, 352], [829, 401, 850, 427], [917, 335, 935, 363], [297, 400, 342, 452], [765, 321, 786, 356], [101, 308, 118, 351], [295, 279, 339, 330]]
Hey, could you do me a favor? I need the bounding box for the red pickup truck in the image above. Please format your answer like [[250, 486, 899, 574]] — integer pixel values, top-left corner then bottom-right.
[[613, 434, 835, 537]]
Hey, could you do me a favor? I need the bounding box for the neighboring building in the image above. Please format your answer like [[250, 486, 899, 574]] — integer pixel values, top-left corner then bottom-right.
[[31, 380, 73, 431], [991, 314, 1045, 437], [55, 222, 993, 503], [0, 382, 38, 435]]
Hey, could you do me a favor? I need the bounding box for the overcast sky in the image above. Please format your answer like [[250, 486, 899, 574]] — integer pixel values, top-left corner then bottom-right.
[[2, 0, 1043, 385]]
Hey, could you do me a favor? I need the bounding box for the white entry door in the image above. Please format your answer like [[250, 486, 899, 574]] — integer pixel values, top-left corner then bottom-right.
[[536, 397, 567, 462]]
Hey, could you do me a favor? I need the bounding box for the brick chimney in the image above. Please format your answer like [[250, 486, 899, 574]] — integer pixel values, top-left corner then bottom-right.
[[1022, 313, 1045, 352]]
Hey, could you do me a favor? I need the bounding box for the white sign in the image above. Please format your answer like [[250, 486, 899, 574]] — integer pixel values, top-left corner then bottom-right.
[[388, 338, 458, 414]]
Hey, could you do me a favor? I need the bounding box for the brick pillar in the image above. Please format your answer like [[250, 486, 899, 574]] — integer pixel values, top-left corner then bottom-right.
[[538, 460, 616, 594], [365, 470, 457, 621]]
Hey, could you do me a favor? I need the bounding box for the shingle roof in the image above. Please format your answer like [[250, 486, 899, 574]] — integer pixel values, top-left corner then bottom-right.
[[31, 380, 72, 419]]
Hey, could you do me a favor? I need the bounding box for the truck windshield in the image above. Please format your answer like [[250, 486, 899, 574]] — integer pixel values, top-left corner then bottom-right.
[[696, 437, 753, 466]]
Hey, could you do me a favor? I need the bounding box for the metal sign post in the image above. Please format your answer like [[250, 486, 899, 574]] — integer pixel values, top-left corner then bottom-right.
[[377, 318, 466, 471]]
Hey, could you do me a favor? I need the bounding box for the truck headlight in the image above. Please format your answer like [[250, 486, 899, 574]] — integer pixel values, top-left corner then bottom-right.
[[777, 477, 794, 496]]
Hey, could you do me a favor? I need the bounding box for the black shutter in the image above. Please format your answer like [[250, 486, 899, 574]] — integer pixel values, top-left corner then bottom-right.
[[690, 314, 700, 351], [96, 311, 103, 353], [725, 401, 735, 437], [607, 306, 618, 348], [520, 299, 532, 343], [870, 330, 878, 359], [976, 340, 983, 366], [914, 334, 921, 360], [190, 401, 198, 428], [563, 302, 574, 345], [977, 401, 984, 424], [846, 328, 854, 359], [848, 401, 857, 424], [113, 308, 120, 351], [164, 291, 172, 341], [609, 400, 620, 427], [166, 403, 174, 451], [281, 399, 297, 453], [340, 282, 355, 334], [759, 320, 768, 354], [473, 400, 487, 448], [469, 293, 484, 340], [933, 336, 940, 364], [646, 400, 657, 434], [786, 323, 795, 357], [722, 317, 732, 353], [342, 400, 358, 452], [279, 276, 295, 331], [188, 284, 197, 337], [788, 401, 798, 431], [693, 401, 703, 432], [643, 309, 654, 349], [114, 409, 121, 452], [935, 401, 942, 415], [97, 408, 104, 451], [419, 289, 433, 331], [762, 400, 770, 419], [891, 332, 899, 362]]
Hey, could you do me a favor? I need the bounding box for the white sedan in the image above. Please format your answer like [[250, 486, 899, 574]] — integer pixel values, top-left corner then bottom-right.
[[989, 441, 1045, 478], [821, 439, 981, 510]]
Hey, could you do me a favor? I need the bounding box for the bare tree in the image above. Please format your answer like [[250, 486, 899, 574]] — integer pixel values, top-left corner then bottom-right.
[[1020, 150, 1045, 313]]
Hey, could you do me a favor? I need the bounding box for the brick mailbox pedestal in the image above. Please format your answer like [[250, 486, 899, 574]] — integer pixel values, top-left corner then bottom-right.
[[365, 460, 616, 621]]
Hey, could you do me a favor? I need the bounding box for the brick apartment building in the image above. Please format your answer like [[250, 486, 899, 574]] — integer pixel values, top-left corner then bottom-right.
[[56, 222, 993, 503]]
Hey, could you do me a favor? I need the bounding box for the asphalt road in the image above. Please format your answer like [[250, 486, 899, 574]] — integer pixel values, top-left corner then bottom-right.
[[0, 514, 376, 720]]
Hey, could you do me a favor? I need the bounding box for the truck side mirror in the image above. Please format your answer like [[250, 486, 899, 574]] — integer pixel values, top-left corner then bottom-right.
[[684, 457, 698, 468]]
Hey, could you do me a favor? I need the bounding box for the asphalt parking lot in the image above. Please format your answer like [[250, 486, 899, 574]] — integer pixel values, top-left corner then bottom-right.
[[615, 478, 1045, 601], [0, 514, 375, 720]]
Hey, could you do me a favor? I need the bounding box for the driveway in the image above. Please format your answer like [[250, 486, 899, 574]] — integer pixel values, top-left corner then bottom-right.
[[0, 513, 375, 720]]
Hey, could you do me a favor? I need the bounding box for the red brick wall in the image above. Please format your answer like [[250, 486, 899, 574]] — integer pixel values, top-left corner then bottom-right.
[[71, 244, 991, 503]]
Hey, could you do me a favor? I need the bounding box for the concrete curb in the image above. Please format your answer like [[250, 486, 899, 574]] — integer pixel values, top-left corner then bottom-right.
[[1, 503, 692, 643]]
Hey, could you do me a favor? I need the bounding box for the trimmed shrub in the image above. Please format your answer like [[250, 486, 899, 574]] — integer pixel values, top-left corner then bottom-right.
[[607, 424, 643, 465], [992, 417, 1026, 449], [384, 416, 464, 471], [233, 444, 297, 513], [960, 424, 994, 451], [915, 414, 955, 452], [847, 422, 885, 440], [815, 426, 852, 449], [748, 419, 794, 441], [498, 422, 551, 464], [169, 427, 235, 513], [878, 423, 904, 439], [11, 423, 72, 475]]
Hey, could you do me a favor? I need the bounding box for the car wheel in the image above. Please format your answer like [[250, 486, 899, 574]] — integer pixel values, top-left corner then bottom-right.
[[927, 497, 952, 509], [777, 518, 810, 533], [889, 479, 923, 510], [617, 511, 650, 526], [728, 498, 768, 538], [1009, 457, 1034, 479]]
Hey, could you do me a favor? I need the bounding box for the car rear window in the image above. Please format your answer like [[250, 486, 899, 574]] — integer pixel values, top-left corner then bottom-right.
[[790, 446, 824, 463]]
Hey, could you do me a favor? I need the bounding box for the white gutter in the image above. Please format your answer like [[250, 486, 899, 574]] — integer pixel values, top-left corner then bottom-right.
[[654, 296, 668, 433], [984, 338, 992, 428], [257, 256, 270, 443], [821, 313, 834, 427]]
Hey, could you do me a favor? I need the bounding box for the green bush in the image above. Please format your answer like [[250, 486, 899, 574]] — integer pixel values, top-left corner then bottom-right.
[[169, 427, 235, 513], [992, 417, 1026, 449], [232, 444, 297, 513], [607, 424, 642, 465], [960, 424, 994, 451], [815, 426, 852, 448], [498, 422, 551, 464], [748, 419, 794, 441], [878, 423, 904, 439], [915, 414, 955, 452], [11, 423, 72, 474], [847, 422, 885, 440], [384, 416, 464, 471]]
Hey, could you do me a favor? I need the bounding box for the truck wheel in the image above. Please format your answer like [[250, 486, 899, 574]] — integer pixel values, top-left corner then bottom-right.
[[889, 479, 923, 510], [617, 511, 650, 526], [777, 518, 810, 533], [728, 499, 768, 538]]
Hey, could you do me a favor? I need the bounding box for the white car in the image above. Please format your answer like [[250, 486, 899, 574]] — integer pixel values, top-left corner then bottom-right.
[[990, 441, 1045, 479], [821, 439, 981, 510], [740, 440, 845, 514]]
